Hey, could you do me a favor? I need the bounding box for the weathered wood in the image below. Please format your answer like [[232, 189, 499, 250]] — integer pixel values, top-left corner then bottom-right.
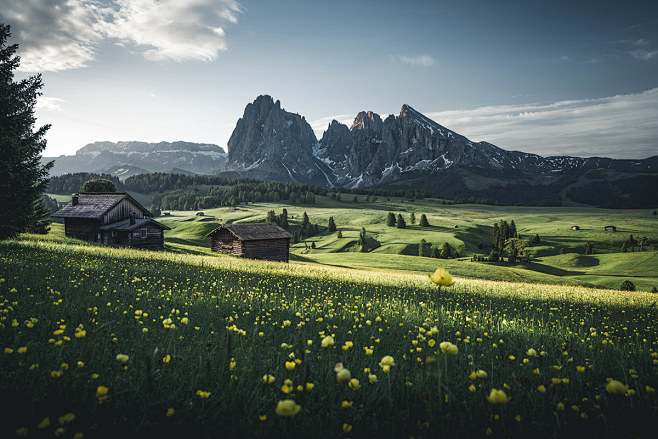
[[64, 218, 100, 241], [207, 224, 290, 262], [102, 198, 146, 225]]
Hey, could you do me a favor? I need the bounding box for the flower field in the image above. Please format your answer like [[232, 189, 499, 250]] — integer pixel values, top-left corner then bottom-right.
[[1, 238, 657, 438]]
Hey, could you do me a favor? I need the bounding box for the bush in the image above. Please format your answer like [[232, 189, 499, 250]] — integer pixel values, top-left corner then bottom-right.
[[81, 179, 116, 193], [620, 280, 636, 291]]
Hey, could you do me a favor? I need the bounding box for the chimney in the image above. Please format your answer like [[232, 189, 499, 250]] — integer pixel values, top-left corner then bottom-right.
[[129, 212, 136, 225], [72, 195, 79, 206]]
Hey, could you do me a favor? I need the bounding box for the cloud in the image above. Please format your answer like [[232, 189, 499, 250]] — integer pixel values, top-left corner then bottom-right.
[[423, 89, 658, 159], [0, 0, 242, 72], [104, 0, 242, 62], [36, 96, 66, 112], [1, 0, 104, 72], [630, 49, 658, 60], [392, 53, 436, 67]]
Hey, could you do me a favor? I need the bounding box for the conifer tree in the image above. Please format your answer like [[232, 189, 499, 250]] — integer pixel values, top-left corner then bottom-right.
[[396, 214, 406, 229], [386, 212, 396, 227], [328, 216, 336, 232], [0, 24, 53, 238], [419, 214, 430, 227]]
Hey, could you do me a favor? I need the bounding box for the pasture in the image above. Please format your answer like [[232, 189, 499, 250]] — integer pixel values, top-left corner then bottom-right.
[[150, 196, 658, 291], [1, 235, 657, 438]]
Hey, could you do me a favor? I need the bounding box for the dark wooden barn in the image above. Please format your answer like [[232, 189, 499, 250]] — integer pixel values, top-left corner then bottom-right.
[[206, 223, 292, 262], [604, 225, 617, 232], [53, 193, 170, 249]]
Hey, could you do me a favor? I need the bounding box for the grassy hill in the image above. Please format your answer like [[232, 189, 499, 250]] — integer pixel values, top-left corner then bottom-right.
[[147, 196, 658, 291], [1, 234, 657, 438]]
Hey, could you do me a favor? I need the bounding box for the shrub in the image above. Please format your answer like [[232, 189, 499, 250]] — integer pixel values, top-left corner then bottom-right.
[[620, 280, 636, 291]]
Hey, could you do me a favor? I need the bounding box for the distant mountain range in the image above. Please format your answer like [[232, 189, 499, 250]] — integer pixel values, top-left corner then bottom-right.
[[43, 141, 227, 178], [44, 95, 658, 207]]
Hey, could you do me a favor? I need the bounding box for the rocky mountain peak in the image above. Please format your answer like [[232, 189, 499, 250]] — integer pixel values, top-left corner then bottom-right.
[[350, 111, 383, 131], [224, 96, 330, 185]]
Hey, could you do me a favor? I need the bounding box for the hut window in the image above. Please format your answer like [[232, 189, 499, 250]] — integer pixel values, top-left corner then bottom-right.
[[141, 228, 147, 238], [111, 231, 117, 237]]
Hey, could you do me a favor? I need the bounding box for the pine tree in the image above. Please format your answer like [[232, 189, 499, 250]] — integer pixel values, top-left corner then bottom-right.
[[396, 214, 406, 229], [621, 242, 627, 253], [493, 223, 500, 250], [410, 212, 416, 225], [431, 247, 440, 258], [337, 230, 343, 238], [419, 214, 429, 227], [440, 242, 452, 259], [266, 210, 277, 223], [359, 227, 367, 252], [386, 212, 396, 227], [418, 239, 426, 257], [0, 24, 53, 238], [328, 216, 336, 232], [302, 212, 310, 228]]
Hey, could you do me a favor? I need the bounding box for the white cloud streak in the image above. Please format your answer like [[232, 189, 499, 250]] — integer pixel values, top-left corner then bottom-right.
[[1, 0, 104, 72], [104, 0, 242, 62], [0, 0, 242, 72], [392, 53, 436, 67], [424, 89, 658, 159], [36, 96, 66, 112]]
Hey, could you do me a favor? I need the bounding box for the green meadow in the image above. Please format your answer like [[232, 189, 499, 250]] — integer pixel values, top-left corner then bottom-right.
[[148, 196, 658, 291], [2, 197, 657, 438]]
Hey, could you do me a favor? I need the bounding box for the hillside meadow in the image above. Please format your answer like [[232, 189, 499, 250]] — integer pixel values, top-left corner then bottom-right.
[[1, 231, 657, 438], [147, 196, 658, 291]]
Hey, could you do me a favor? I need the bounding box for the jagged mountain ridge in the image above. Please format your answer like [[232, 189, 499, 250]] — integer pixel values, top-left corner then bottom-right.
[[222, 95, 332, 186], [44, 141, 227, 179], [223, 96, 656, 193]]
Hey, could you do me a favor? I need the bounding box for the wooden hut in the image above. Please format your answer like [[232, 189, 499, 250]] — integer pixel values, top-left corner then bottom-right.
[[604, 225, 617, 232], [571, 225, 580, 230], [206, 223, 292, 262], [53, 193, 169, 249]]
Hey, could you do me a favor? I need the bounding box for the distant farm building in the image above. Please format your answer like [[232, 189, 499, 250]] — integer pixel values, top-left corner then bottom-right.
[[571, 226, 580, 230], [206, 223, 291, 262], [604, 225, 617, 232], [53, 193, 169, 249]]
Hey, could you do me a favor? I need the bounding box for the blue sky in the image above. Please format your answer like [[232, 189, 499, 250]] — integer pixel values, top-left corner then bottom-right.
[[2, 0, 657, 159]]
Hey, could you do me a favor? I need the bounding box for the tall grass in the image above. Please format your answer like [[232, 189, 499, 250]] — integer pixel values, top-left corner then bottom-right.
[[1, 238, 657, 438]]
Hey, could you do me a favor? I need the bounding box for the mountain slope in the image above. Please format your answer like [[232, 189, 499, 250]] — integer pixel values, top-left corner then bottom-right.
[[222, 95, 332, 186], [44, 141, 227, 178]]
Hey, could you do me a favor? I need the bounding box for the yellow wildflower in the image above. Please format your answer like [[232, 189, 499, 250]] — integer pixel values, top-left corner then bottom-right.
[[439, 342, 458, 355], [486, 388, 511, 405], [166, 408, 175, 417], [379, 355, 395, 372], [275, 399, 300, 417], [429, 268, 455, 286], [115, 354, 129, 363], [606, 380, 628, 395]]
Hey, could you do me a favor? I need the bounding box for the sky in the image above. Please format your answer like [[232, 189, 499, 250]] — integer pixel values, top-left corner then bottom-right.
[[2, 0, 658, 159]]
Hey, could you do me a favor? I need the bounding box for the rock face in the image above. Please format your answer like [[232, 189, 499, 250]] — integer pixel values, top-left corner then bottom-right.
[[224, 95, 657, 206], [223, 95, 332, 186], [44, 141, 227, 178], [314, 103, 658, 188]]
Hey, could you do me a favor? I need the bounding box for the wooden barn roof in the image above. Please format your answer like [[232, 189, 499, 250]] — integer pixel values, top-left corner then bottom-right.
[[100, 217, 170, 232], [206, 222, 292, 241], [53, 193, 150, 219]]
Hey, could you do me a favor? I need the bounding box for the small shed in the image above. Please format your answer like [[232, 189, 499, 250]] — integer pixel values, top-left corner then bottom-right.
[[571, 225, 580, 230], [206, 222, 292, 262], [604, 225, 617, 232]]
